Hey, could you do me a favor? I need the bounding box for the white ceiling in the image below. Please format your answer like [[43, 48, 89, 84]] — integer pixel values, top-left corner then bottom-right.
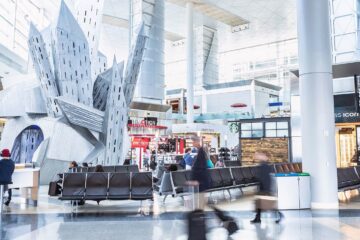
[[100, 0, 297, 54], [0, 0, 298, 79]]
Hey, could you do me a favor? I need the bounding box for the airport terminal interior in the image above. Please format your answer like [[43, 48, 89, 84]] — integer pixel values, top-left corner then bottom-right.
[[1, 0, 360, 239]]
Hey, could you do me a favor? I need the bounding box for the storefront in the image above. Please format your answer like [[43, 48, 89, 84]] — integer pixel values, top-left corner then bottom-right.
[[172, 123, 231, 152], [127, 101, 172, 169], [334, 110, 360, 168], [229, 117, 292, 165]]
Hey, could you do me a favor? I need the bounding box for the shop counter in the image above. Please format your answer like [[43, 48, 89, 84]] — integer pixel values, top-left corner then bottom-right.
[[8, 167, 40, 206], [274, 172, 311, 210]]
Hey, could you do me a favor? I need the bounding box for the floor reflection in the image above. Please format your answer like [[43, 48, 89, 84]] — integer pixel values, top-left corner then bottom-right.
[[2, 187, 360, 240]]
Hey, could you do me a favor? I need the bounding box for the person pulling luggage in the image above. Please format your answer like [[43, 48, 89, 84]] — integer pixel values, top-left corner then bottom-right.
[[187, 145, 239, 239]]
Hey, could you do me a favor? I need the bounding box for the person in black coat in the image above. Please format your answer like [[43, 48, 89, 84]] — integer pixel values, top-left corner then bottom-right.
[[0, 149, 15, 206], [191, 147, 211, 194]]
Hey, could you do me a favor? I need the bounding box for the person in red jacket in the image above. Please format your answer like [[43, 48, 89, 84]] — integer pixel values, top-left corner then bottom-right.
[[0, 149, 15, 206]]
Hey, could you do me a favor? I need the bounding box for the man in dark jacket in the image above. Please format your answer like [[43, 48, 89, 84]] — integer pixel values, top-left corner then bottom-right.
[[0, 149, 15, 206]]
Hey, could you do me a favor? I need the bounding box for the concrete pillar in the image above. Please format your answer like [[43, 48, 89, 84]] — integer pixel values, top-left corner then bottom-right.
[[297, 0, 338, 208], [186, 1, 194, 123]]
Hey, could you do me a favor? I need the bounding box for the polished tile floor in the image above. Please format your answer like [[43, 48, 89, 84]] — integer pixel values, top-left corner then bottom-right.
[[1, 187, 360, 240]]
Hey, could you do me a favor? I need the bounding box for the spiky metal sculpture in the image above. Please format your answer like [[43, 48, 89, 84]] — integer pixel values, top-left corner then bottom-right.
[[0, 0, 147, 183]]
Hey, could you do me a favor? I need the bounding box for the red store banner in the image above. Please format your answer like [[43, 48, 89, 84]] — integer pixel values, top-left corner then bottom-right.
[[131, 137, 150, 148]]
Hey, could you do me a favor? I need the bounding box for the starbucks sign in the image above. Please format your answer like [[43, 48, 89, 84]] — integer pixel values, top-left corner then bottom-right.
[[229, 123, 239, 133]]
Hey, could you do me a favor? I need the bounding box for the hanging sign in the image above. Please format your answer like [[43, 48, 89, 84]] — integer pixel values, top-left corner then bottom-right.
[[131, 137, 150, 148], [269, 102, 283, 107]]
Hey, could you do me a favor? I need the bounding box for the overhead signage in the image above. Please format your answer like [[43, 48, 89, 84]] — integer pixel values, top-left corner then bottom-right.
[[131, 137, 150, 148], [335, 111, 360, 123], [129, 118, 157, 126], [269, 102, 283, 107], [128, 123, 167, 129], [200, 128, 216, 132]]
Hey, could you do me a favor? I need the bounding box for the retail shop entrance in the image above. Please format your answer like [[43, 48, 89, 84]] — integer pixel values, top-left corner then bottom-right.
[[335, 124, 360, 168], [334, 92, 360, 168]]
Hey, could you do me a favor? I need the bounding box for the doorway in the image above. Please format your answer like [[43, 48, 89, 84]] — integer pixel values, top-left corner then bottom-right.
[[337, 127, 356, 168], [11, 125, 44, 164]]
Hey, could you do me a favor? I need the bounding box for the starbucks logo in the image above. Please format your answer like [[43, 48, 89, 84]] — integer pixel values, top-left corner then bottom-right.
[[229, 123, 239, 133]]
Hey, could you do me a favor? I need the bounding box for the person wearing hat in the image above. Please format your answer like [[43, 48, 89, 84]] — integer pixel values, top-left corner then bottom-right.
[[0, 149, 15, 206]]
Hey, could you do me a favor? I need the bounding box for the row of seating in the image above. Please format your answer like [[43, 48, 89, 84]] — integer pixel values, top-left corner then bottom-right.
[[224, 161, 241, 167], [224, 161, 302, 173], [223, 161, 302, 173], [337, 166, 360, 192], [158, 166, 261, 199], [60, 172, 153, 202], [73, 165, 139, 173]]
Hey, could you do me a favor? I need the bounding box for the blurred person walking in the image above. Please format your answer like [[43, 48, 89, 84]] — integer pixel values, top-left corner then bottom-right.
[[188, 147, 239, 239], [187, 147, 210, 240], [190, 147, 211, 206], [250, 158, 283, 224]]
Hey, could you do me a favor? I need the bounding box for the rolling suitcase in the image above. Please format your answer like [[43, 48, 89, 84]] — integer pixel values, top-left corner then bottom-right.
[[48, 181, 60, 196], [187, 184, 207, 240], [188, 209, 207, 240], [211, 206, 239, 235]]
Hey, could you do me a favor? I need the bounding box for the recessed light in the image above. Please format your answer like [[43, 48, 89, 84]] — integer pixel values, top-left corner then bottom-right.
[[4, 72, 9, 75]]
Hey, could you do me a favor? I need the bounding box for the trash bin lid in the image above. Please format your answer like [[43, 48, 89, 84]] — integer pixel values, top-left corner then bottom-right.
[[298, 172, 310, 176], [274, 173, 299, 177]]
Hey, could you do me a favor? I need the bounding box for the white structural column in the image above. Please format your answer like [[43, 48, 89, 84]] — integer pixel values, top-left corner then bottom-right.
[[297, 0, 338, 208], [186, 1, 194, 123]]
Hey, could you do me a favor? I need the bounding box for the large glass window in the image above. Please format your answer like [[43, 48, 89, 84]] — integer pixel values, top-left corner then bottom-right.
[[240, 121, 290, 138], [240, 123, 264, 138], [330, 0, 358, 63], [265, 121, 289, 137]]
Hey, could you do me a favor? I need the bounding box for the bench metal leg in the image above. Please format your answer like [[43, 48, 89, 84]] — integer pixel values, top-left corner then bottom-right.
[[208, 191, 216, 204], [0, 185, 4, 214], [71, 200, 76, 213], [226, 189, 232, 200], [239, 187, 244, 195], [138, 200, 145, 215], [343, 191, 348, 201], [209, 192, 213, 202], [69, 200, 78, 213], [163, 195, 168, 203]]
